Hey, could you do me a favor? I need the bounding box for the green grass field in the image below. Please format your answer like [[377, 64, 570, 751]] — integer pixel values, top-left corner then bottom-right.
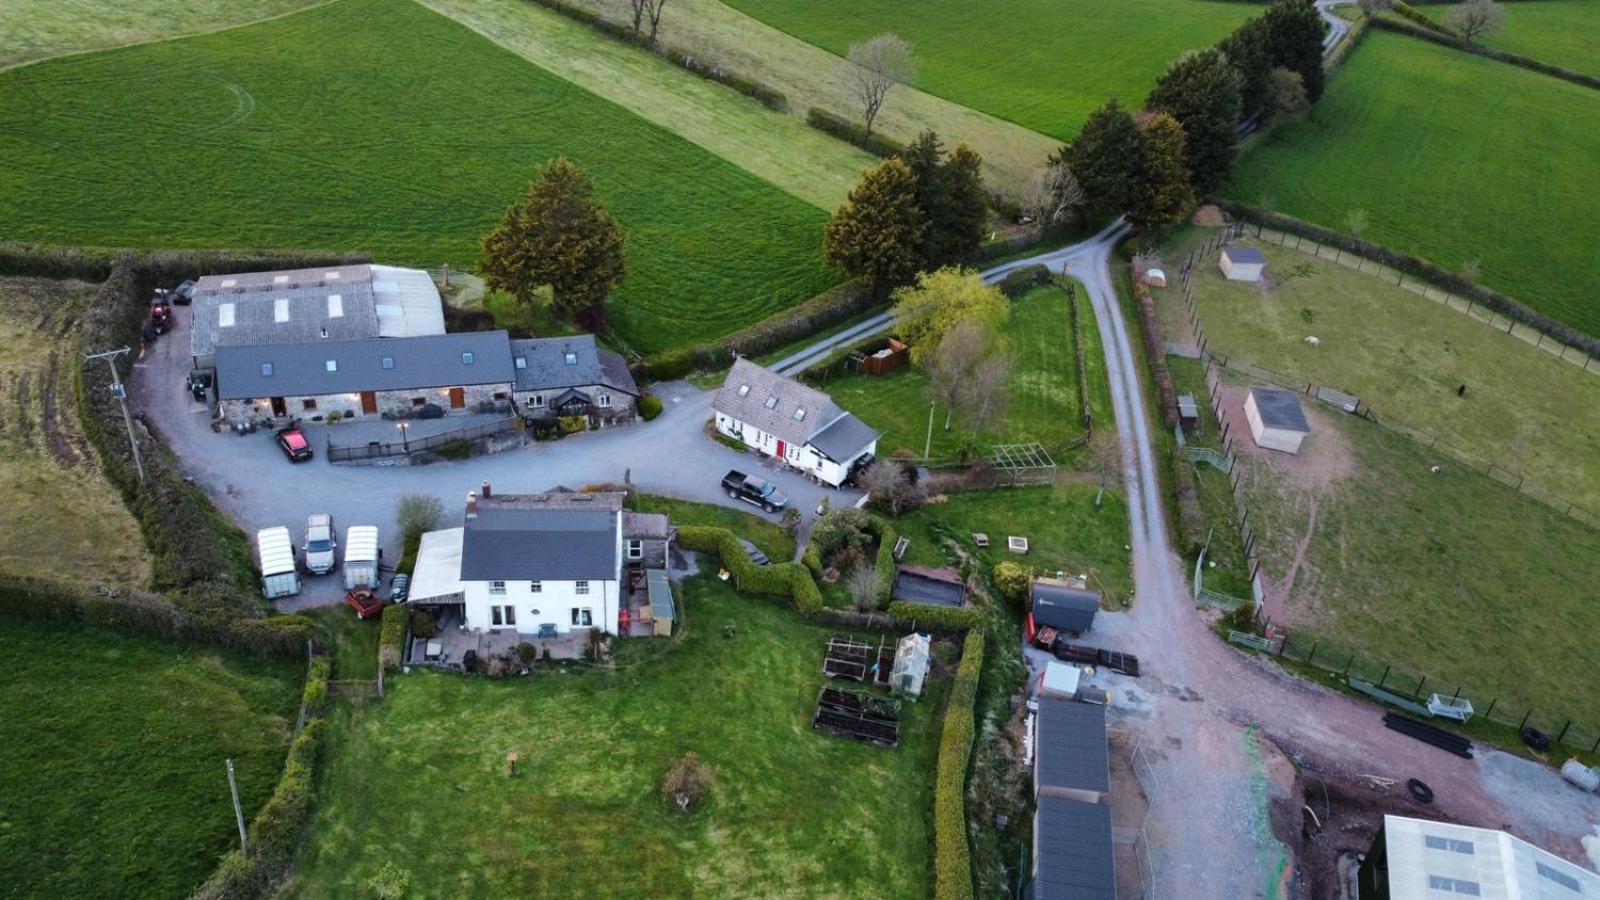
[[1166, 355, 1254, 599], [0, 0, 317, 68], [0, 618, 302, 898], [1225, 31, 1600, 337], [0, 0, 839, 354], [1395, 0, 1600, 77], [720, 0, 1259, 140], [288, 571, 941, 897], [1230, 377, 1600, 721], [819, 284, 1111, 461], [1161, 236, 1600, 511], [631, 493, 796, 561]]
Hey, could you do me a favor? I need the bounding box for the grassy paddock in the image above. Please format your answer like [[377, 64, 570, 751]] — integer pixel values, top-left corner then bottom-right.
[[0, 0, 317, 68], [631, 493, 796, 562], [289, 572, 941, 897], [0, 0, 838, 354], [0, 617, 302, 897], [1391, 0, 1600, 76], [720, 0, 1259, 140], [1225, 31, 1600, 337], [0, 275, 149, 585], [1161, 235, 1600, 511]]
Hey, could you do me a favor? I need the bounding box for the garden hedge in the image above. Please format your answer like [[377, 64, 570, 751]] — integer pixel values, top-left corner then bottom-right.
[[638, 394, 664, 421], [676, 525, 823, 613], [379, 602, 409, 671], [888, 600, 984, 631], [805, 107, 906, 158], [997, 264, 1052, 299], [934, 629, 985, 900], [1372, 17, 1600, 93], [1209, 199, 1600, 358]]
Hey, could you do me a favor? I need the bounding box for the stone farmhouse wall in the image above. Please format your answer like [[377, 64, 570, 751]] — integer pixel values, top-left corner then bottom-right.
[[219, 382, 513, 424], [512, 385, 636, 422]]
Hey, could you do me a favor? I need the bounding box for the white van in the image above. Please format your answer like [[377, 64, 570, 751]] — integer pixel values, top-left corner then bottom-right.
[[257, 526, 300, 599], [343, 526, 381, 590]]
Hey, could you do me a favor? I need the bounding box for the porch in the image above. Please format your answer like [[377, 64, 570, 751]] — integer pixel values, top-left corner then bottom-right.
[[405, 605, 592, 669], [619, 567, 675, 638]]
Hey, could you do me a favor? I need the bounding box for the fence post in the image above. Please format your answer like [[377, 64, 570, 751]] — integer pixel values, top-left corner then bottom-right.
[[1306, 641, 1317, 666], [1519, 709, 1531, 729], [1342, 653, 1353, 676], [1414, 675, 1427, 700], [1377, 665, 1390, 689], [1556, 720, 1572, 745], [1278, 636, 1289, 658], [1483, 698, 1496, 720]]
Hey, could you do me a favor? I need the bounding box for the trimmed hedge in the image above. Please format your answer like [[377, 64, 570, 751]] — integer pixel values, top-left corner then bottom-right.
[[0, 241, 117, 281], [638, 394, 664, 421], [872, 520, 898, 609], [1210, 199, 1600, 358], [933, 629, 985, 900], [1390, 0, 1454, 35], [888, 600, 984, 631], [1370, 17, 1600, 92], [997, 264, 1052, 299], [379, 602, 408, 671], [806, 107, 906, 158], [677, 525, 824, 613]]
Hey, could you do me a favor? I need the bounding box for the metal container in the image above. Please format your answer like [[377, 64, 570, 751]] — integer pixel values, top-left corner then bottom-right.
[[1561, 759, 1600, 793]]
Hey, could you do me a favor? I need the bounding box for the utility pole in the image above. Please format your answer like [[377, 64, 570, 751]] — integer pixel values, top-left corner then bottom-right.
[[924, 401, 935, 459], [83, 347, 145, 486], [225, 758, 249, 853]]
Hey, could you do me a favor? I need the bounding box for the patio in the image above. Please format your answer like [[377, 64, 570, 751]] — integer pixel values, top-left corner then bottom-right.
[[405, 605, 591, 670]]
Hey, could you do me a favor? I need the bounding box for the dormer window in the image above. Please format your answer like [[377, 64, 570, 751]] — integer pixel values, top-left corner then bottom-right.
[[737, 384, 750, 396], [764, 396, 778, 409]]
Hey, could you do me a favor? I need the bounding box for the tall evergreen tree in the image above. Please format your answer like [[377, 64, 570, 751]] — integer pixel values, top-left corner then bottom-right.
[[1219, 16, 1274, 122], [900, 132, 989, 268], [824, 158, 928, 297], [1148, 48, 1242, 194], [1263, 0, 1327, 103], [903, 131, 955, 266], [1054, 99, 1141, 221], [942, 143, 988, 265], [480, 157, 625, 329], [1128, 113, 1196, 231]]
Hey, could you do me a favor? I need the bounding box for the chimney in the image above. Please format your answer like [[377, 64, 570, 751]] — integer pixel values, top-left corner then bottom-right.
[[481, 481, 492, 499], [466, 491, 478, 520]]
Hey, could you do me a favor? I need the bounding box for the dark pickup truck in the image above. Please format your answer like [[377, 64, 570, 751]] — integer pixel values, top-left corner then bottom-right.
[[721, 470, 789, 512]]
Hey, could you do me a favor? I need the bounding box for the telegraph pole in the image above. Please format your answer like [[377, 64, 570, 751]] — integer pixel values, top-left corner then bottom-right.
[[83, 347, 145, 486], [226, 758, 249, 853]]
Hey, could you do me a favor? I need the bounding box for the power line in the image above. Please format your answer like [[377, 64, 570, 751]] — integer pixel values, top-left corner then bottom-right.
[[82, 346, 145, 486]]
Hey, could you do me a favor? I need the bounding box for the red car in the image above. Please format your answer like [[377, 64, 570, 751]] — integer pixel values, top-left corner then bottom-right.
[[345, 587, 384, 619], [276, 428, 313, 462]]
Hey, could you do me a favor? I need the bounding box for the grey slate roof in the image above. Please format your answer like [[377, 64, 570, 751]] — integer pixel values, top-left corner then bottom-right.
[[1250, 387, 1310, 433], [1035, 697, 1110, 795], [214, 331, 514, 400], [192, 264, 379, 361], [1223, 246, 1267, 265], [808, 412, 879, 463], [1032, 796, 1116, 900], [622, 511, 672, 540], [1032, 582, 1101, 633], [713, 357, 848, 448], [460, 493, 621, 582], [509, 335, 639, 396]]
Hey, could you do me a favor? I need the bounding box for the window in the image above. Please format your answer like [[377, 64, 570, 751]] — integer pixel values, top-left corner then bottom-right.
[[1427, 876, 1481, 896], [273, 274, 289, 284], [575, 581, 590, 596], [327, 294, 343, 318], [503, 605, 516, 626], [531, 394, 545, 408], [793, 407, 806, 421], [1424, 836, 1475, 855], [260, 363, 274, 377], [462, 352, 475, 365], [219, 303, 236, 327], [489, 580, 506, 595], [764, 396, 778, 409], [1537, 863, 1582, 893], [220, 278, 237, 289], [382, 356, 394, 370], [564, 352, 577, 365], [627, 540, 642, 560], [274, 298, 290, 323], [411, 397, 425, 407], [325, 360, 338, 373], [515, 356, 527, 369], [598, 394, 611, 408], [737, 384, 750, 396], [301, 399, 317, 411], [491, 604, 516, 627], [325, 271, 341, 280], [493, 392, 508, 401], [530, 581, 542, 593], [571, 608, 592, 627]]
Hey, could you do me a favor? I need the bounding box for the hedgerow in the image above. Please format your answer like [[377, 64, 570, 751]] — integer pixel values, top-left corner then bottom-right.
[[933, 629, 985, 900], [805, 107, 906, 158], [379, 603, 408, 671], [888, 601, 985, 631], [642, 278, 875, 379], [676, 525, 823, 613]]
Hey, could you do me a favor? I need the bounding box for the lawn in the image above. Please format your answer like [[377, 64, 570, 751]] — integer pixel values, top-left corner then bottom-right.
[[1230, 375, 1600, 723], [631, 492, 796, 561], [1391, 0, 1600, 77], [1162, 235, 1600, 512], [0, 0, 316, 68], [894, 482, 1134, 603], [0, 0, 840, 354], [1225, 31, 1600, 337], [819, 284, 1111, 461], [720, 0, 1260, 141], [0, 617, 303, 898], [0, 276, 149, 586], [288, 570, 942, 897]]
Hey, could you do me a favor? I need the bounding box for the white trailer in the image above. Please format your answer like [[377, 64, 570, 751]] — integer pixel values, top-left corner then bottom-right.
[[343, 526, 381, 590], [256, 526, 300, 599]]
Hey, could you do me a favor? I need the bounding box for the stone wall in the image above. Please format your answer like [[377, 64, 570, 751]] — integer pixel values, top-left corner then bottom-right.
[[219, 381, 513, 424], [513, 385, 636, 422]]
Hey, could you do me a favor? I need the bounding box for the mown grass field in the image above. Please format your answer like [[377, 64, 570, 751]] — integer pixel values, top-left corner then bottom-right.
[[289, 571, 941, 898], [0, 618, 302, 898], [1225, 31, 1600, 337], [819, 284, 1111, 461], [1230, 375, 1600, 722], [1396, 0, 1600, 77], [720, 0, 1259, 140], [631, 493, 796, 561], [0, 276, 149, 585], [1160, 236, 1600, 511], [0, 0, 317, 68], [0, 0, 839, 354]]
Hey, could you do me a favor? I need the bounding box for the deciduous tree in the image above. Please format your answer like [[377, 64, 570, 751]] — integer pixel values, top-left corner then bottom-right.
[[1148, 48, 1242, 194], [1053, 99, 1141, 221], [1264, 67, 1310, 122], [480, 158, 625, 330], [1128, 112, 1195, 231], [824, 158, 927, 297], [1444, 0, 1505, 43], [1020, 159, 1085, 229], [1263, 0, 1328, 103], [844, 562, 882, 610], [926, 318, 996, 430], [891, 267, 1009, 367], [845, 33, 915, 136]]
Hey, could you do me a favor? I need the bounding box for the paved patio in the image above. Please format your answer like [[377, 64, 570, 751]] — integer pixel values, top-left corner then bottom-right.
[[405, 606, 591, 670]]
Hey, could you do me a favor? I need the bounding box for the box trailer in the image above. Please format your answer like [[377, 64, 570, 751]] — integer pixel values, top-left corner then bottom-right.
[[343, 526, 381, 590], [257, 526, 300, 599]]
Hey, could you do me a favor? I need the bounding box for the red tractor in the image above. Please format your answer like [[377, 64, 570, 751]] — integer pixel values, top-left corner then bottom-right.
[[148, 298, 173, 335]]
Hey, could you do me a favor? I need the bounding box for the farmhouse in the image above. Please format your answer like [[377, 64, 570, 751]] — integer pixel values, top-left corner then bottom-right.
[[190, 264, 445, 370], [510, 335, 640, 424], [1357, 814, 1600, 899], [1244, 387, 1311, 455], [1219, 246, 1267, 282], [214, 331, 515, 424], [408, 487, 674, 644], [1028, 577, 1101, 640], [712, 357, 879, 487]]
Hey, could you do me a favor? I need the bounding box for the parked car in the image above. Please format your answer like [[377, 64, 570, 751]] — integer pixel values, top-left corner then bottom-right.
[[276, 428, 313, 462], [721, 469, 789, 512], [171, 280, 196, 305], [345, 586, 383, 619], [302, 513, 337, 575]]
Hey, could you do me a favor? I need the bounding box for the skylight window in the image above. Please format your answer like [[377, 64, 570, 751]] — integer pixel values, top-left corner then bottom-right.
[[382, 357, 394, 370], [326, 360, 338, 373], [274, 298, 290, 323], [273, 274, 289, 284], [327, 294, 343, 318], [564, 352, 577, 365], [737, 384, 750, 396], [515, 357, 527, 370], [325, 271, 341, 280], [462, 352, 476, 365], [793, 408, 806, 421], [260, 363, 273, 376], [764, 396, 778, 409], [219, 303, 236, 327], [220, 278, 237, 289]]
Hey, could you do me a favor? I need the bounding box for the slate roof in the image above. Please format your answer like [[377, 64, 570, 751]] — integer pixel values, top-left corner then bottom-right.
[[460, 493, 621, 582], [622, 511, 672, 540], [214, 331, 514, 400], [808, 411, 879, 463], [1035, 697, 1110, 795], [713, 357, 847, 448], [1249, 387, 1310, 433], [1032, 796, 1116, 900], [509, 335, 639, 396], [193, 265, 380, 361], [1032, 581, 1101, 633], [1223, 246, 1267, 265]]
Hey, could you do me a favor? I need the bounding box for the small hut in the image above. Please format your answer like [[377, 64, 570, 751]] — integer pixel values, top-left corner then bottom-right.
[[1219, 246, 1266, 282], [890, 633, 931, 698], [1177, 394, 1200, 434], [1244, 387, 1310, 454]]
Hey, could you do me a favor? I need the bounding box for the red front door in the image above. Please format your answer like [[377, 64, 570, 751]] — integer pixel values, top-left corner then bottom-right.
[[776, 439, 786, 459], [448, 387, 465, 409]]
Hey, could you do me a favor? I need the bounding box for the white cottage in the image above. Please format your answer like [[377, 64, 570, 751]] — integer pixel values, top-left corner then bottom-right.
[[711, 357, 880, 487]]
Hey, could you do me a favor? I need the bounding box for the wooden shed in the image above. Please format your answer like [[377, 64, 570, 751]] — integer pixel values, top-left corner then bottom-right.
[[1219, 246, 1267, 282], [1244, 387, 1310, 454]]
